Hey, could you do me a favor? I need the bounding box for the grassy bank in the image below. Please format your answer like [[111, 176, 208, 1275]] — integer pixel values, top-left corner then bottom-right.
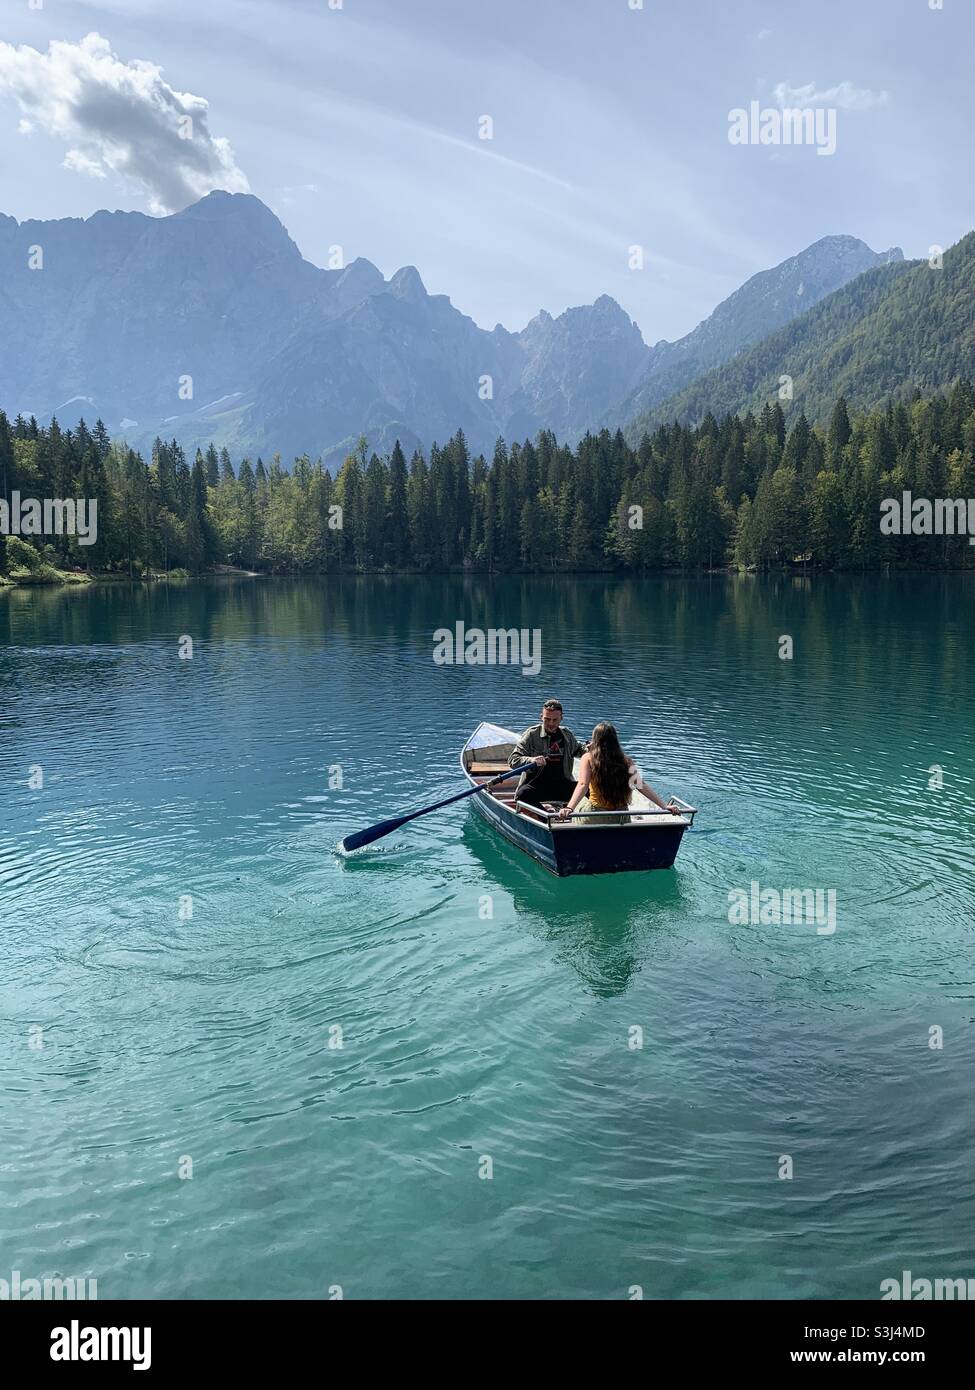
[[1, 564, 92, 586]]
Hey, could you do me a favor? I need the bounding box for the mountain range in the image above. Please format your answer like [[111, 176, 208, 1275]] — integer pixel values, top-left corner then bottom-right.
[[3, 190, 956, 465]]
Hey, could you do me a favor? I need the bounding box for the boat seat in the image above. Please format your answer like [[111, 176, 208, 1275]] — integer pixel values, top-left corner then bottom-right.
[[469, 761, 511, 774]]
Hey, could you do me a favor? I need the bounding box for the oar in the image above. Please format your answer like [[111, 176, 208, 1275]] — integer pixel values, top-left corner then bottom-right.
[[340, 763, 535, 853]]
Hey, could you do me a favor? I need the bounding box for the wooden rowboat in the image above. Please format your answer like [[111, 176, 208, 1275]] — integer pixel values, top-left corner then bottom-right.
[[461, 722, 696, 877]]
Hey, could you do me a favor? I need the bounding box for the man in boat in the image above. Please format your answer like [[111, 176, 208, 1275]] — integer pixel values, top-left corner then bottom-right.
[[509, 699, 584, 809]]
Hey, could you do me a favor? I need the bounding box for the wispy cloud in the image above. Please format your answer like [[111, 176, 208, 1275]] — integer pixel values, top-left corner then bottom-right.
[[0, 31, 249, 214], [414, 119, 576, 192], [773, 80, 889, 111]]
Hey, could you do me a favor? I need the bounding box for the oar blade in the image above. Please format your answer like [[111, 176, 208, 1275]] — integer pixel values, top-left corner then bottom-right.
[[340, 815, 409, 853]]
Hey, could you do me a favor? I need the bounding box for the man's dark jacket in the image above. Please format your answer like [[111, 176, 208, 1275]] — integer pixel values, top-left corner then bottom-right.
[[508, 723, 583, 798]]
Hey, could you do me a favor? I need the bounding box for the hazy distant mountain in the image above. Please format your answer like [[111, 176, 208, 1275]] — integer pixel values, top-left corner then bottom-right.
[[611, 235, 903, 430], [1, 192, 657, 464], [624, 232, 975, 435], [0, 192, 903, 465]]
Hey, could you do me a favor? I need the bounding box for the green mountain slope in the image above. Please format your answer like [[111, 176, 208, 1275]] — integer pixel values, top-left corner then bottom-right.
[[625, 232, 975, 438]]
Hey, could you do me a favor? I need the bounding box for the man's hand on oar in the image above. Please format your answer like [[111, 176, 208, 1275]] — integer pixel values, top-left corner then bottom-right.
[[340, 763, 534, 853]]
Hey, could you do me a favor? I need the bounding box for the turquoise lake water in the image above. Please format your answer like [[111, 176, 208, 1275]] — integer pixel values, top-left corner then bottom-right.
[[1, 574, 973, 1300]]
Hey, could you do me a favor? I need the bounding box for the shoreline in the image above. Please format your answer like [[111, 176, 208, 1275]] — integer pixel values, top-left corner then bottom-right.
[[3, 562, 975, 588]]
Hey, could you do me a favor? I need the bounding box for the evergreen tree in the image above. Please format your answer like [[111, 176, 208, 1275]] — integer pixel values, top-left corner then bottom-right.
[[205, 444, 220, 489], [407, 450, 432, 568], [827, 398, 853, 471], [387, 441, 409, 567], [809, 470, 849, 569], [362, 453, 386, 566]]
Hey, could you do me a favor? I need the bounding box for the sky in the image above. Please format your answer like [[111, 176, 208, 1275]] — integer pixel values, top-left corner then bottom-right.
[[0, 0, 971, 344]]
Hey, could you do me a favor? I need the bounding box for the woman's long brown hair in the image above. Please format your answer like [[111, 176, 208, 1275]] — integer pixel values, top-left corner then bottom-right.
[[588, 722, 631, 809]]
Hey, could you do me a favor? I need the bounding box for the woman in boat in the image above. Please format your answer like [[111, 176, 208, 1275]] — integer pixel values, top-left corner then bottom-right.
[[557, 722, 681, 824]]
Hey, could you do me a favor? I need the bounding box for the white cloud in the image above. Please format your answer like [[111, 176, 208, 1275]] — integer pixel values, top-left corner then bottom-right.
[[0, 31, 249, 214], [756, 29, 773, 42], [64, 148, 107, 179], [773, 81, 889, 111]]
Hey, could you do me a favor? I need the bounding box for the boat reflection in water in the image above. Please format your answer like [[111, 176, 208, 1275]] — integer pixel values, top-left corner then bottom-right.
[[462, 810, 690, 999]]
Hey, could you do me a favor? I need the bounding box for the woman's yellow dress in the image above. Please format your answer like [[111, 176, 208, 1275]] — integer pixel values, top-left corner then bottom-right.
[[574, 770, 631, 826]]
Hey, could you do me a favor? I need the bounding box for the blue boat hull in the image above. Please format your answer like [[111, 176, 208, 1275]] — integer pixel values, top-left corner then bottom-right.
[[467, 776, 687, 877]]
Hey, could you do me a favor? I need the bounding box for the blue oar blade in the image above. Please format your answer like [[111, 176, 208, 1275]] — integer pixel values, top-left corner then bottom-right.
[[341, 815, 411, 853]]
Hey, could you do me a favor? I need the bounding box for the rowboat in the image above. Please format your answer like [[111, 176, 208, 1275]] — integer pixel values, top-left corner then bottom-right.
[[461, 722, 697, 877]]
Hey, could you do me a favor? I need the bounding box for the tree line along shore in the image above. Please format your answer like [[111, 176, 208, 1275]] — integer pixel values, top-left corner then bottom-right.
[[2, 381, 975, 585]]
